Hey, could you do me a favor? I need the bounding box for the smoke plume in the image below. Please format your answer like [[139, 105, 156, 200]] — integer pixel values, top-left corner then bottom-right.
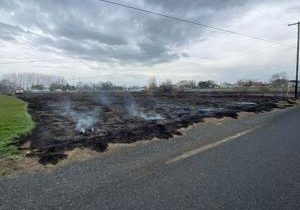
[[59, 101, 99, 132], [125, 94, 164, 120]]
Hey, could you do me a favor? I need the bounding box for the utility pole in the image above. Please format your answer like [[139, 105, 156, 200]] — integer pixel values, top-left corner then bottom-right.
[[288, 22, 300, 99]]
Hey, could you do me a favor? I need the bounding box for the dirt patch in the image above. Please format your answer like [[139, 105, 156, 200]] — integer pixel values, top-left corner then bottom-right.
[[13, 92, 294, 165], [0, 155, 48, 177]]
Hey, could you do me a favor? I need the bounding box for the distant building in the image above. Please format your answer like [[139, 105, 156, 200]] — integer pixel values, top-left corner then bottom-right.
[[30, 88, 50, 93], [15, 87, 24, 94], [219, 83, 236, 88], [288, 80, 300, 87], [251, 82, 269, 88], [127, 87, 145, 92], [53, 88, 63, 92]]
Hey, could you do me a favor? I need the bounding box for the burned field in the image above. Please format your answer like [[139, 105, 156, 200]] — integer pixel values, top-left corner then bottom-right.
[[17, 92, 293, 164]]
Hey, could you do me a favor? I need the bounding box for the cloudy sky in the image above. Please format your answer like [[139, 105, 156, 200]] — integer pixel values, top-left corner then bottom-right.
[[0, 0, 299, 86]]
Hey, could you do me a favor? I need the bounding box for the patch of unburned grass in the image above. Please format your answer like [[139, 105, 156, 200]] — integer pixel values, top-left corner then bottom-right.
[[0, 95, 34, 157]]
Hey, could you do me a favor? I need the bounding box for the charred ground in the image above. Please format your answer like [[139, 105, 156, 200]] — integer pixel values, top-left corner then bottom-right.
[[16, 92, 294, 164]]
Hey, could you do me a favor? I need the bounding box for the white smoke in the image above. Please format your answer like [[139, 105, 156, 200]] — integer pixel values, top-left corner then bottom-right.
[[59, 101, 99, 132], [139, 112, 164, 120], [75, 114, 97, 133], [99, 92, 112, 106], [125, 95, 164, 121]]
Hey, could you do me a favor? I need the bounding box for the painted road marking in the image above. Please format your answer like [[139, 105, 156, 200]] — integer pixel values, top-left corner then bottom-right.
[[165, 126, 260, 164]]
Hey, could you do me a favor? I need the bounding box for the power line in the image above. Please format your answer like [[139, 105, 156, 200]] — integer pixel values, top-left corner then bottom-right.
[[98, 0, 294, 49], [201, 26, 294, 49]]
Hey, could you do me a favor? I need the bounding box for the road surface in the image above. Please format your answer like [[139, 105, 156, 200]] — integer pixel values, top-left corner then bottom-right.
[[1, 106, 300, 210]]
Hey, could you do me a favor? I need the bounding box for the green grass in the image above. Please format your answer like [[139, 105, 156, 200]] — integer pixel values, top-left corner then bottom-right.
[[0, 95, 34, 157]]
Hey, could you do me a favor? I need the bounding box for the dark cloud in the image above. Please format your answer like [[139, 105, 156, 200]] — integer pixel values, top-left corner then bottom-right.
[[0, 0, 273, 65], [54, 22, 128, 46]]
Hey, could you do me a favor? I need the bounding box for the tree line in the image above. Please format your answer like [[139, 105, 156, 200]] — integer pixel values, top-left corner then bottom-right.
[[0, 71, 291, 94]]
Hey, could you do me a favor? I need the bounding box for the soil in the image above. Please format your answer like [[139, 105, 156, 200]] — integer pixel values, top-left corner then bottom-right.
[[15, 91, 294, 165]]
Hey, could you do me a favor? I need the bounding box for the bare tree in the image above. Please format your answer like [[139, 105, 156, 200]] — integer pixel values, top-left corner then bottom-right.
[[157, 79, 174, 94], [148, 76, 158, 90], [236, 79, 256, 88], [3, 73, 66, 90], [177, 80, 197, 89], [0, 79, 16, 94], [270, 72, 288, 88]]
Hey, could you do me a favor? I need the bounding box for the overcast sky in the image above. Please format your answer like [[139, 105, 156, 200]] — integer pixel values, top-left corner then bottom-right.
[[0, 0, 299, 86]]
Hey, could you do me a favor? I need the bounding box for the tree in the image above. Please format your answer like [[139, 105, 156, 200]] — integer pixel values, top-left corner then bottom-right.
[[49, 83, 63, 92], [236, 79, 256, 87], [177, 80, 197, 89], [270, 72, 288, 88], [50, 83, 76, 92], [3, 73, 66, 89], [62, 83, 76, 91], [31, 84, 45, 90], [101, 81, 113, 90], [148, 76, 158, 90], [158, 79, 174, 93], [0, 79, 15, 94], [197, 80, 218, 89]]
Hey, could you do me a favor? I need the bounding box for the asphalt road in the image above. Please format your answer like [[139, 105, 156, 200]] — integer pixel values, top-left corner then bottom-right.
[[1, 106, 300, 210]]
